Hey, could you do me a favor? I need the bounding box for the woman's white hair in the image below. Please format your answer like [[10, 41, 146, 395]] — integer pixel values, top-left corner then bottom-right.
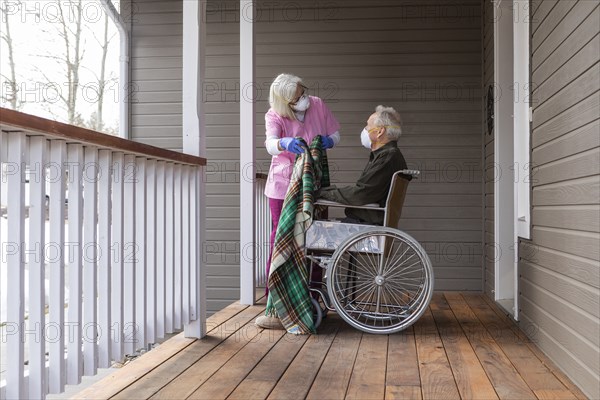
[[269, 73, 304, 120], [373, 105, 402, 140]]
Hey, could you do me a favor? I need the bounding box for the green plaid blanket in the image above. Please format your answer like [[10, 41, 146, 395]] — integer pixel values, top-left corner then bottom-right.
[[265, 135, 330, 334]]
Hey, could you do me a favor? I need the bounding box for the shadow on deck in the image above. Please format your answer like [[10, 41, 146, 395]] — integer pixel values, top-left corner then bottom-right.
[[72, 293, 586, 400]]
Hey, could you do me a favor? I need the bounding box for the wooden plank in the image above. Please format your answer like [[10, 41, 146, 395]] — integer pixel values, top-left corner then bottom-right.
[[385, 386, 423, 400], [73, 301, 248, 400], [345, 334, 388, 400], [148, 306, 267, 400], [463, 293, 576, 398], [123, 155, 136, 356], [267, 320, 341, 399], [110, 304, 263, 400], [227, 330, 310, 400], [186, 329, 287, 399], [306, 325, 362, 400], [429, 294, 498, 399], [443, 292, 536, 399], [480, 295, 590, 400], [413, 308, 460, 400], [0, 108, 205, 165]]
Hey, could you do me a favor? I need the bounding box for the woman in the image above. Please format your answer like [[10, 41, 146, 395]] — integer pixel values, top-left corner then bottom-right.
[[263, 73, 340, 295]]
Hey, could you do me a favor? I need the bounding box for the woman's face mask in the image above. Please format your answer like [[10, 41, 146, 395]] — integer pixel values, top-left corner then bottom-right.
[[360, 128, 372, 149], [291, 94, 310, 112]]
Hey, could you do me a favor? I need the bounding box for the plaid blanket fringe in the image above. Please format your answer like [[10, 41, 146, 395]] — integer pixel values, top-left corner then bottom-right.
[[265, 135, 330, 335]]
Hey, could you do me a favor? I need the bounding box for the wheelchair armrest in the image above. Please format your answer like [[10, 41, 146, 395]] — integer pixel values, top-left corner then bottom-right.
[[315, 199, 385, 211]]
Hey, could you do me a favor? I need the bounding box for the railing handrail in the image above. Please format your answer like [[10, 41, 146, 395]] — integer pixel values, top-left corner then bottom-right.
[[0, 108, 206, 166]]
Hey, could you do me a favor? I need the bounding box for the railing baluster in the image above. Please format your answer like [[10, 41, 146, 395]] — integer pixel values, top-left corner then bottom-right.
[[165, 163, 175, 333], [66, 144, 84, 385], [135, 157, 147, 349], [173, 164, 183, 330], [156, 161, 166, 338], [0, 109, 208, 399], [146, 159, 157, 344], [182, 166, 191, 325], [111, 152, 125, 361], [189, 167, 198, 321], [6, 133, 26, 399], [28, 137, 47, 399], [98, 150, 112, 368], [48, 140, 66, 394], [83, 147, 99, 376], [123, 155, 136, 355]]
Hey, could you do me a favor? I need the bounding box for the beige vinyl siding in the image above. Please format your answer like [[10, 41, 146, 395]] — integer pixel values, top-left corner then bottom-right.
[[482, 0, 495, 299], [130, 0, 183, 151], [131, 0, 485, 314], [203, 0, 484, 314], [523, 1, 600, 398]]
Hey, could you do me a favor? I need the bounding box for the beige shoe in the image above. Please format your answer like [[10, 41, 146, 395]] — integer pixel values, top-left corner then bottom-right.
[[255, 315, 284, 329]]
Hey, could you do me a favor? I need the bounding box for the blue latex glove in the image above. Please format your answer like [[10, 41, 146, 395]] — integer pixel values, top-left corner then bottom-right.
[[322, 135, 334, 149], [279, 137, 305, 154]]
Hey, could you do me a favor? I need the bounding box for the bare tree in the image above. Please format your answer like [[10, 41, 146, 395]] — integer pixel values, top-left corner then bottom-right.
[[60, 0, 84, 124], [0, 0, 23, 110], [90, 10, 116, 132]]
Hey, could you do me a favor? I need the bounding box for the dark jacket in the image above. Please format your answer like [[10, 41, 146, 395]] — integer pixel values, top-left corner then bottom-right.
[[319, 141, 409, 225]]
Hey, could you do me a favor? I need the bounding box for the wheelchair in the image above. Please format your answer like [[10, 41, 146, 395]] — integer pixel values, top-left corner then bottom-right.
[[305, 170, 434, 334]]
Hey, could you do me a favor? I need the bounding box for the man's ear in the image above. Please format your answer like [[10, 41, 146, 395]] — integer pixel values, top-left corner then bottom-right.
[[377, 128, 387, 139]]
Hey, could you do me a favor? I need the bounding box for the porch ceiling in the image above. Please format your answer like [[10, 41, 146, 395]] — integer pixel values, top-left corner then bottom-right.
[[74, 293, 586, 400]]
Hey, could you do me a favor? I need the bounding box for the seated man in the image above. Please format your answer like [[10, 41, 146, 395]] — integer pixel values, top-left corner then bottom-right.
[[319, 105, 410, 225]]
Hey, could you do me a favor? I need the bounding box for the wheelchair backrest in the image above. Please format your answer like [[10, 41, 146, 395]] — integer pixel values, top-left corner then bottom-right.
[[383, 170, 418, 229]]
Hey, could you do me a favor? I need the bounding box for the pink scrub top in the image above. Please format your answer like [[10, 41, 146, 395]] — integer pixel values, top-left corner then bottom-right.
[[264, 96, 340, 199]]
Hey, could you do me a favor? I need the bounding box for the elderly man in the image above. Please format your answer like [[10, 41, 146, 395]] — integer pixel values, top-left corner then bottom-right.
[[319, 105, 409, 225]]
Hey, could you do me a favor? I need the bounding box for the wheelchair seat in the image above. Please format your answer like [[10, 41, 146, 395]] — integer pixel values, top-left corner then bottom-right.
[[306, 169, 419, 251]]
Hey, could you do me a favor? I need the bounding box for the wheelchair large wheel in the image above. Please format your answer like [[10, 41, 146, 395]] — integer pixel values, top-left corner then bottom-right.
[[327, 227, 433, 334]]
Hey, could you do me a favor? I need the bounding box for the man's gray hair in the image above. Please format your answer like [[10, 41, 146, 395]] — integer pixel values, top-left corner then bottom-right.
[[373, 105, 402, 140]]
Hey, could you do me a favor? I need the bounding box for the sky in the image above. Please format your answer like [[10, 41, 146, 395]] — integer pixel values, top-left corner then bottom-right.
[[0, 0, 121, 134]]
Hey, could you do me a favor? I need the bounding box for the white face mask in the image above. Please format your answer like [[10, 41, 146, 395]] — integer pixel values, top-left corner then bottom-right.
[[291, 95, 310, 112], [360, 128, 372, 149]]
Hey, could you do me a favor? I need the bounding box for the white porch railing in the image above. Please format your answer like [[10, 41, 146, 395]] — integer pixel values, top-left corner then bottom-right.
[[0, 108, 207, 400], [254, 173, 271, 288]]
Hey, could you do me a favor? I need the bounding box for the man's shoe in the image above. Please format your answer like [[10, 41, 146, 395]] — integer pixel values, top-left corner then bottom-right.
[[255, 315, 284, 329]]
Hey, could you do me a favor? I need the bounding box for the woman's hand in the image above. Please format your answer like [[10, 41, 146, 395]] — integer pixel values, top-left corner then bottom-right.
[[321, 135, 334, 149], [279, 137, 305, 154]]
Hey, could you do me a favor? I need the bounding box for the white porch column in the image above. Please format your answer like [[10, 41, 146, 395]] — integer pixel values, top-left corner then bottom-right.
[[183, 0, 207, 338], [240, 0, 256, 305]]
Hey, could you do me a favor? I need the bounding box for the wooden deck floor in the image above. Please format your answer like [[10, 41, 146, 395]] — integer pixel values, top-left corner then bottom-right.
[[74, 293, 587, 400]]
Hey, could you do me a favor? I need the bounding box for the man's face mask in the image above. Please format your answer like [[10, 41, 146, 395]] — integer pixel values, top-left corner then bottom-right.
[[360, 128, 372, 149]]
